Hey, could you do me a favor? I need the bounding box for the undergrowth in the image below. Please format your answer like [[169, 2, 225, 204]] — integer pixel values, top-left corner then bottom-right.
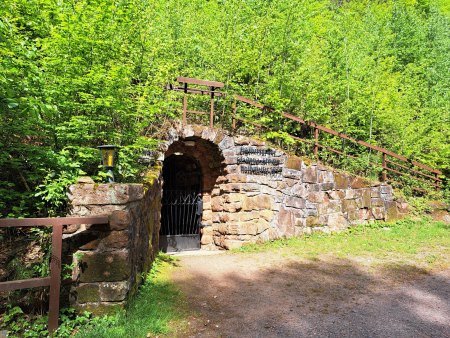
[[74, 253, 185, 338], [0, 253, 185, 338]]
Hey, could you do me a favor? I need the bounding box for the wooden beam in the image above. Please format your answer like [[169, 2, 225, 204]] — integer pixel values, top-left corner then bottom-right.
[[0, 277, 51, 292], [177, 77, 224, 88], [0, 216, 109, 228]]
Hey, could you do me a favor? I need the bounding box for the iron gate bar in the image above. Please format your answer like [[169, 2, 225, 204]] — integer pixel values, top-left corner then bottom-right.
[[161, 190, 200, 236]]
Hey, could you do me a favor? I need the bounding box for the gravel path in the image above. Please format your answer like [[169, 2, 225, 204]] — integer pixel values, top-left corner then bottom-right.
[[171, 252, 450, 338]]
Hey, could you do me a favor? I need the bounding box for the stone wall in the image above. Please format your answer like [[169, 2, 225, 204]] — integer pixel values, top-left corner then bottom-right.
[[64, 124, 409, 312], [158, 124, 409, 250], [65, 174, 161, 314]]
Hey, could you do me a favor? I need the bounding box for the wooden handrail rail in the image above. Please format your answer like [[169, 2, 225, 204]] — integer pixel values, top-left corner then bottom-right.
[[166, 77, 442, 191], [177, 76, 224, 88], [234, 95, 441, 175]]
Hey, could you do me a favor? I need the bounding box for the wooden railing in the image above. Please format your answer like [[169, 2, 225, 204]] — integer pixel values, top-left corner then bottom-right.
[[0, 216, 108, 333], [168, 77, 442, 192]]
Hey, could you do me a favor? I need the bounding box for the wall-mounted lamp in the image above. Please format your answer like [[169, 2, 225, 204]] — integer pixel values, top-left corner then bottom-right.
[[98, 145, 118, 182], [174, 152, 183, 156], [184, 141, 196, 147]]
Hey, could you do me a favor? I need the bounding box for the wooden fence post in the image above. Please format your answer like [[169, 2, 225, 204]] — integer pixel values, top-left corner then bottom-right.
[[210, 86, 215, 128], [382, 153, 387, 182], [48, 223, 62, 333], [232, 102, 236, 131], [314, 127, 319, 157]]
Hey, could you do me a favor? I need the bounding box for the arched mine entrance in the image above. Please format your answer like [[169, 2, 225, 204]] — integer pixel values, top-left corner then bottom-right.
[[160, 153, 203, 252], [159, 136, 225, 252]]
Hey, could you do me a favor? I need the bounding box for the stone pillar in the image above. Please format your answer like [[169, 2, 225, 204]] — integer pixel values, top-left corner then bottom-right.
[[65, 175, 161, 315]]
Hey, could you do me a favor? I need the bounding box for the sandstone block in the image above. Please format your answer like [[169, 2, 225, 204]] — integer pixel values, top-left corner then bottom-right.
[[278, 207, 294, 229], [242, 195, 273, 211], [327, 213, 348, 230], [63, 224, 80, 234], [380, 185, 393, 194], [307, 192, 326, 203], [201, 235, 213, 245], [99, 231, 129, 251], [317, 200, 341, 215], [303, 167, 318, 183], [283, 169, 302, 179], [109, 210, 130, 230], [211, 197, 224, 212], [345, 189, 361, 200], [348, 209, 368, 222], [291, 183, 307, 198], [78, 251, 131, 283], [327, 190, 345, 200], [227, 174, 247, 183], [76, 176, 95, 184], [342, 199, 358, 213], [285, 179, 297, 187], [285, 196, 305, 209], [260, 210, 274, 222], [320, 183, 335, 191], [286, 156, 303, 170], [306, 216, 320, 226], [396, 201, 410, 215], [223, 239, 243, 250], [371, 187, 381, 198], [371, 207, 385, 220], [213, 130, 226, 144], [222, 202, 242, 212], [234, 135, 252, 145], [202, 210, 213, 222], [334, 172, 349, 189], [385, 201, 399, 221], [201, 128, 217, 142], [242, 183, 260, 192], [371, 198, 384, 207], [350, 177, 369, 189], [75, 283, 100, 304], [240, 212, 258, 222], [99, 282, 129, 302], [69, 184, 144, 205], [361, 189, 372, 208], [218, 136, 234, 150], [318, 170, 334, 184], [224, 193, 246, 203]]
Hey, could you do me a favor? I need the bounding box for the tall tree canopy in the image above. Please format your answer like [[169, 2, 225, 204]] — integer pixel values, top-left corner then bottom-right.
[[0, 0, 449, 216]]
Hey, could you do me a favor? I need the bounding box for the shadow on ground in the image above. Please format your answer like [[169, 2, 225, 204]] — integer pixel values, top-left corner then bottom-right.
[[171, 253, 450, 338]]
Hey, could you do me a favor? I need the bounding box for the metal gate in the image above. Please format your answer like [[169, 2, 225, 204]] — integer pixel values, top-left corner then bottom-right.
[[160, 154, 202, 252]]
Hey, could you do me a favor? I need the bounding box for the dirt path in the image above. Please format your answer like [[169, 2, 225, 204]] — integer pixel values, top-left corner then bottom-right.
[[171, 251, 450, 338]]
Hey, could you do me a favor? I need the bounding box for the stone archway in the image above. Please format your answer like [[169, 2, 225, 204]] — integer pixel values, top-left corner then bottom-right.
[[159, 127, 228, 251]]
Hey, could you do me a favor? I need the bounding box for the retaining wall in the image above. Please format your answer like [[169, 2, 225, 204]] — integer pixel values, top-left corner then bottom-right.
[[65, 174, 161, 314]]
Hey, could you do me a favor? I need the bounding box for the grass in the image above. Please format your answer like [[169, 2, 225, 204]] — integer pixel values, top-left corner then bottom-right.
[[74, 254, 188, 338], [237, 218, 450, 270]]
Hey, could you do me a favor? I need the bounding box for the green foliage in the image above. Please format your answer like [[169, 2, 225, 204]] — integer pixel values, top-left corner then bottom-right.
[[0, 306, 91, 338], [0, 0, 448, 216]]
